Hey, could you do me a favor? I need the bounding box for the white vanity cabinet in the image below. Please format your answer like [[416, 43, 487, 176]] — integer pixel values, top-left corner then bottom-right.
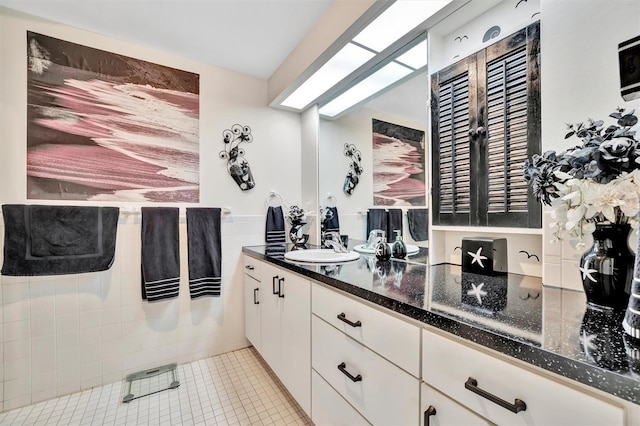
[[243, 257, 262, 351], [258, 262, 311, 416], [311, 283, 421, 426], [422, 328, 625, 426]]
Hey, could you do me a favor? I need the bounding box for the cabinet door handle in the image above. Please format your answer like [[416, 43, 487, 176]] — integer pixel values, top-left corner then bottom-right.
[[337, 313, 361, 328], [424, 406, 436, 426], [245, 265, 254, 271], [253, 288, 259, 305], [272, 276, 279, 295], [278, 277, 285, 298], [337, 362, 362, 383], [464, 377, 526, 413]]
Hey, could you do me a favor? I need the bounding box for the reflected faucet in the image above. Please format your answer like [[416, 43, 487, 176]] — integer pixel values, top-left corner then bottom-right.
[[323, 232, 348, 253]]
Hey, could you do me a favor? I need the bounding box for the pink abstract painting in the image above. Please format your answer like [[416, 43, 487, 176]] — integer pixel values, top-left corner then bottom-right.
[[26, 31, 200, 202], [372, 119, 425, 206]]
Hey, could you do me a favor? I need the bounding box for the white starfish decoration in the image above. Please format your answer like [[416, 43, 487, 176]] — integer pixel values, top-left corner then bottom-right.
[[579, 264, 598, 282], [467, 282, 487, 304], [467, 247, 488, 268], [580, 330, 597, 358]]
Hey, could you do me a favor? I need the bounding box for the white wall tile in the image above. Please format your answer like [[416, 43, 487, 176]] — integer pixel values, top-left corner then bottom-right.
[[30, 297, 55, 320], [3, 319, 30, 342], [101, 324, 121, 343], [4, 376, 31, 400], [55, 313, 79, 334], [55, 293, 78, 316], [3, 283, 30, 303], [561, 259, 585, 292], [80, 343, 101, 364], [100, 307, 121, 325], [31, 317, 55, 338], [31, 336, 56, 374], [3, 396, 31, 412], [102, 356, 123, 376], [4, 357, 31, 381], [79, 327, 101, 347], [56, 331, 79, 351], [56, 348, 80, 372], [101, 340, 122, 359], [31, 371, 56, 393], [3, 300, 30, 322], [4, 338, 30, 361], [78, 310, 100, 330]]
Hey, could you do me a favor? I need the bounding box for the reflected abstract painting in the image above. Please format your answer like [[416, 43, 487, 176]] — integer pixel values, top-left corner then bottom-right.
[[372, 119, 425, 206], [26, 31, 200, 202]]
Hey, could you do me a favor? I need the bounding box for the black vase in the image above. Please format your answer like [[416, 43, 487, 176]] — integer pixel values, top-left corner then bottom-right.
[[579, 223, 633, 311], [289, 221, 308, 245]]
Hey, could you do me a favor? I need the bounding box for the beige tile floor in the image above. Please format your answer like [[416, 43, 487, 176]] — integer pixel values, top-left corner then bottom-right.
[[0, 347, 312, 425]]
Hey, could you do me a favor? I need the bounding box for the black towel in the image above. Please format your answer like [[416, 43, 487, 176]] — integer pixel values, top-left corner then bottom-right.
[[366, 208, 387, 237], [323, 206, 340, 234], [186, 208, 222, 299], [265, 206, 286, 244], [141, 207, 180, 302], [407, 208, 429, 241], [387, 208, 403, 239], [1, 205, 119, 276]]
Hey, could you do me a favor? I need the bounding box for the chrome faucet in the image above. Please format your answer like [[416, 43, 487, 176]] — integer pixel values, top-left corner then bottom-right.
[[323, 232, 348, 253]]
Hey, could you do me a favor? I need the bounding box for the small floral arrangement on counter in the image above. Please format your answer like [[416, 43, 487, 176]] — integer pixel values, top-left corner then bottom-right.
[[523, 108, 640, 248], [285, 205, 306, 225]]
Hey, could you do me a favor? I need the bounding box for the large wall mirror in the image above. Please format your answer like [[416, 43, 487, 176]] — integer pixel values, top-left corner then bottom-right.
[[317, 0, 541, 264]]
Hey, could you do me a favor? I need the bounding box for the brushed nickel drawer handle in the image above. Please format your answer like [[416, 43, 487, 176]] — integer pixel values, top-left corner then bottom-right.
[[337, 362, 362, 383], [465, 377, 526, 413], [337, 312, 361, 328]]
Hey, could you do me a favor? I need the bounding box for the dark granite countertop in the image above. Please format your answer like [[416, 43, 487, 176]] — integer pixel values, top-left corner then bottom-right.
[[242, 243, 640, 405]]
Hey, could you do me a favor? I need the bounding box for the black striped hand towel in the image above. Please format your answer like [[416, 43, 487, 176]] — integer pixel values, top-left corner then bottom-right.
[[265, 206, 286, 244], [141, 207, 180, 302], [186, 208, 222, 299]]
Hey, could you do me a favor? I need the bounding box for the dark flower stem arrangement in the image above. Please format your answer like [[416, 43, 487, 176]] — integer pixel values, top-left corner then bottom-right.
[[343, 143, 363, 195], [286, 205, 308, 246], [523, 108, 640, 249], [219, 124, 255, 191]]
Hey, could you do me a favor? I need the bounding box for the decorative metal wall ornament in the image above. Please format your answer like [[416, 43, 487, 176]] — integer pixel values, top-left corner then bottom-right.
[[219, 124, 255, 191], [343, 143, 362, 195]]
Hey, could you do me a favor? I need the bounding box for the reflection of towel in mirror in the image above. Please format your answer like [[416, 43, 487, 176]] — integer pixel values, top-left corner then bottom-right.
[[407, 209, 429, 241], [265, 206, 286, 244], [387, 209, 403, 239], [323, 206, 340, 233], [187, 208, 222, 299], [141, 207, 180, 302], [366, 209, 387, 237], [1, 204, 119, 276]]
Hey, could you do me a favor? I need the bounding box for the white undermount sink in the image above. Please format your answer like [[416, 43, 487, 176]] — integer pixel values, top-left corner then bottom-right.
[[284, 249, 360, 264]]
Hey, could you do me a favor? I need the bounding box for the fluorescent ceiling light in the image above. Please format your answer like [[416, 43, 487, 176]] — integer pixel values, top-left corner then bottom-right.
[[319, 62, 413, 117], [280, 43, 374, 109], [279, 0, 451, 111], [353, 0, 451, 52], [394, 39, 428, 69]]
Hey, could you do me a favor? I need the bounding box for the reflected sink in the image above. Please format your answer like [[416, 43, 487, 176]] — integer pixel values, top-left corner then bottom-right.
[[284, 249, 360, 263], [353, 243, 420, 256]]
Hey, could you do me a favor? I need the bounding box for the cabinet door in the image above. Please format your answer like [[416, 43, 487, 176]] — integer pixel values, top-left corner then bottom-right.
[[260, 263, 311, 416], [431, 21, 541, 228], [312, 370, 369, 426], [243, 273, 261, 351], [421, 383, 492, 426], [278, 268, 311, 415], [260, 263, 284, 374]]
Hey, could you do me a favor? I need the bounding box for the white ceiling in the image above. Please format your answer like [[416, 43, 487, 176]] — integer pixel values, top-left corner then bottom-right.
[[0, 0, 334, 80]]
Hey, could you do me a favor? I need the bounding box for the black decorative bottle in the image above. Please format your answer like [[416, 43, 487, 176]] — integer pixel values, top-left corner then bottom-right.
[[374, 233, 392, 261], [391, 230, 407, 259]]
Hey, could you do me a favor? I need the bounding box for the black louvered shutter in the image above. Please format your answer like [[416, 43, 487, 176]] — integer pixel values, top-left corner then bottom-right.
[[431, 21, 541, 228]]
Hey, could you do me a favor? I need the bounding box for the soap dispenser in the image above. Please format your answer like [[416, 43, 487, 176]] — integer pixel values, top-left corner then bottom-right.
[[392, 230, 407, 259], [374, 231, 392, 261]]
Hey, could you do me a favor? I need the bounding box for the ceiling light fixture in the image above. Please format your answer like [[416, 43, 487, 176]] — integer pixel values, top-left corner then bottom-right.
[[278, 0, 452, 114]]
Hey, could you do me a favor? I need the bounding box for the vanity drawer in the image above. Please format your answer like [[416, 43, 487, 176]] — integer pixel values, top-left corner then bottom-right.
[[422, 329, 625, 426], [312, 314, 419, 425], [312, 283, 420, 377], [421, 383, 492, 426], [312, 370, 369, 426], [243, 255, 261, 280]]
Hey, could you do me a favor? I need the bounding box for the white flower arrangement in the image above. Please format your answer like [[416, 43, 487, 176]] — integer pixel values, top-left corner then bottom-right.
[[524, 108, 640, 249]]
